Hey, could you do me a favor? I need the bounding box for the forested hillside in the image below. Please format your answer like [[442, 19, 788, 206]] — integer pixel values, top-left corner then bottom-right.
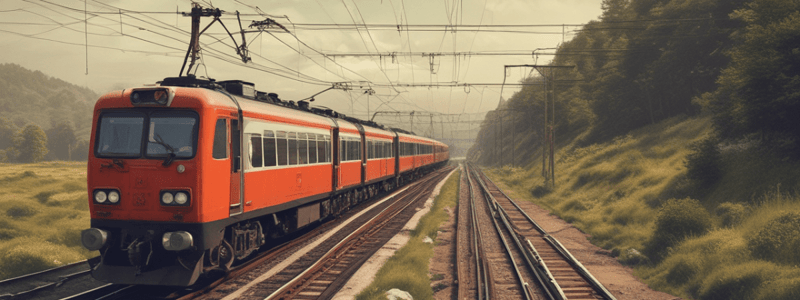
[[469, 0, 800, 299], [0, 63, 96, 161], [469, 0, 799, 164]]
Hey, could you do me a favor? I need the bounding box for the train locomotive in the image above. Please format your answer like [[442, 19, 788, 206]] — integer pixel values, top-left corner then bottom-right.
[[80, 76, 449, 286]]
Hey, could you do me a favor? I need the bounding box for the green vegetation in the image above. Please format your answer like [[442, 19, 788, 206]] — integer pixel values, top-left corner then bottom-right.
[[0, 161, 93, 280], [356, 169, 460, 300], [481, 115, 800, 299], [467, 0, 800, 298], [0, 63, 95, 162]]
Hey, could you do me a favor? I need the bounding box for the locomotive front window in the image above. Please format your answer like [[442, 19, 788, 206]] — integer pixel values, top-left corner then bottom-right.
[[95, 110, 198, 160], [146, 112, 198, 159], [96, 112, 145, 158]]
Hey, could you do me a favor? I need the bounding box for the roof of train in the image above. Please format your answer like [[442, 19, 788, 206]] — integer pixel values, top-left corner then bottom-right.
[[97, 80, 445, 146]]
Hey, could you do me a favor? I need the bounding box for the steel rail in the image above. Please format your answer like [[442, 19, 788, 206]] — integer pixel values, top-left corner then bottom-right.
[[464, 165, 491, 299], [469, 164, 556, 300], [455, 167, 472, 299], [479, 175, 535, 300], [478, 170, 617, 300], [265, 168, 451, 300]]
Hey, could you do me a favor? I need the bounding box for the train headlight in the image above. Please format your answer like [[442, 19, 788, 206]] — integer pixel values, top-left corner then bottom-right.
[[94, 191, 107, 203], [175, 192, 188, 205], [160, 190, 190, 206], [107, 191, 120, 203], [161, 192, 174, 204], [163, 231, 193, 251], [81, 228, 108, 251], [130, 87, 174, 107]]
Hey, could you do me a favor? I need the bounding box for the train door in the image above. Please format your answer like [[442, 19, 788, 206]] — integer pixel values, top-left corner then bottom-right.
[[332, 128, 339, 191], [381, 142, 387, 177], [393, 135, 400, 176], [230, 119, 242, 216]]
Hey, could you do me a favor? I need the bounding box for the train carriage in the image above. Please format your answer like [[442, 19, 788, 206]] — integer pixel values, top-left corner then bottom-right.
[[80, 76, 448, 286], [363, 125, 395, 186]]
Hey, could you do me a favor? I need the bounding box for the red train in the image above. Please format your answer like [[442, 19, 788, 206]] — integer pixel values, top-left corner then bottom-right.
[[79, 76, 448, 286]]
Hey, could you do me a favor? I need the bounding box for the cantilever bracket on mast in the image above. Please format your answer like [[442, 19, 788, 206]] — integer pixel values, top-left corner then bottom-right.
[[178, 4, 250, 77]]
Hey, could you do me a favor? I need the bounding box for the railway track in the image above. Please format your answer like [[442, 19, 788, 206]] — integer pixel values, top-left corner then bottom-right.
[[464, 163, 616, 300], [0, 167, 454, 300], [458, 164, 541, 300], [0, 259, 107, 300], [265, 167, 455, 300]]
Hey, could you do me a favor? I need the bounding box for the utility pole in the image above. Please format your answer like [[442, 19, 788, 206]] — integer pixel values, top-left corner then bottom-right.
[[502, 64, 574, 186], [430, 115, 434, 138], [530, 65, 574, 187], [543, 72, 548, 178], [499, 112, 503, 166], [410, 111, 414, 133], [511, 110, 517, 167]]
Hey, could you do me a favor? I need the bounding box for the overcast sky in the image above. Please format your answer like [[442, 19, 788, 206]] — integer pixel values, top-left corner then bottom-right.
[[0, 0, 602, 136]]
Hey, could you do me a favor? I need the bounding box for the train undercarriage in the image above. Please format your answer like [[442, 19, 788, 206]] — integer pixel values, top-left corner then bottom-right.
[[88, 163, 444, 286]]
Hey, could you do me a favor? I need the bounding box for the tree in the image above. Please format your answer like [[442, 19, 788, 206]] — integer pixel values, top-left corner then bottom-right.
[[0, 117, 17, 150], [13, 124, 48, 163], [712, 0, 800, 148], [45, 121, 77, 161], [72, 139, 90, 161]]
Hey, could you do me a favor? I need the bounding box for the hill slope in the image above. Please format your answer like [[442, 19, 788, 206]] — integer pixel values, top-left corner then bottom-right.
[[0, 63, 96, 139], [482, 114, 800, 300]]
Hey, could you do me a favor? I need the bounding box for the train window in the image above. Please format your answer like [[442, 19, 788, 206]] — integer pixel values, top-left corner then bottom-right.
[[212, 119, 227, 159], [308, 134, 317, 164], [324, 135, 331, 162], [146, 111, 198, 159], [346, 140, 352, 161], [367, 140, 373, 159], [249, 134, 263, 168], [348, 139, 354, 161], [277, 131, 288, 166], [298, 133, 308, 165], [317, 134, 326, 163], [288, 132, 298, 165], [354, 139, 361, 161], [340, 139, 346, 162], [96, 112, 146, 158], [264, 130, 276, 167]]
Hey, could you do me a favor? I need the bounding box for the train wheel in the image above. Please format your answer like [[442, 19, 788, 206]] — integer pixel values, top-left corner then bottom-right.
[[211, 239, 234, 271]]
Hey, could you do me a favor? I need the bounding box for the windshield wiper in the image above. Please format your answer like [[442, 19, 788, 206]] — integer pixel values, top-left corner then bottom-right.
[[153, 133, 177, 167]]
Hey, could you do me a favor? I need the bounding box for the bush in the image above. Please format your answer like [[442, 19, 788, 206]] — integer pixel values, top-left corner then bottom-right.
[[715, 202, 746, 227], [665, 257, 699, 285], [748, 212, 800, 265], [560, 198, 589, 212], [644, 198, 713, 261], [0, 228, 18, 240], [6, 204, 38, 218], [698, 261, 776, 300], [62, 181, 85, 192], [754, 276, 800, 300], [685, 136, 722, 185], [34, 190, 57, 204], [530, 184, 552, 198]]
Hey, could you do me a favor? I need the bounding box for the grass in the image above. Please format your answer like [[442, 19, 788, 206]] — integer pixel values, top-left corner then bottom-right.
[[481, 114, 800, 299], [356, 169, 460, 300], [0, 161, 93, 280]]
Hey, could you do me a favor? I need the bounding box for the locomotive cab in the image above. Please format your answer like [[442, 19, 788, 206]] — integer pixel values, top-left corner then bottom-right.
[[82, 85, 228, 286]]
